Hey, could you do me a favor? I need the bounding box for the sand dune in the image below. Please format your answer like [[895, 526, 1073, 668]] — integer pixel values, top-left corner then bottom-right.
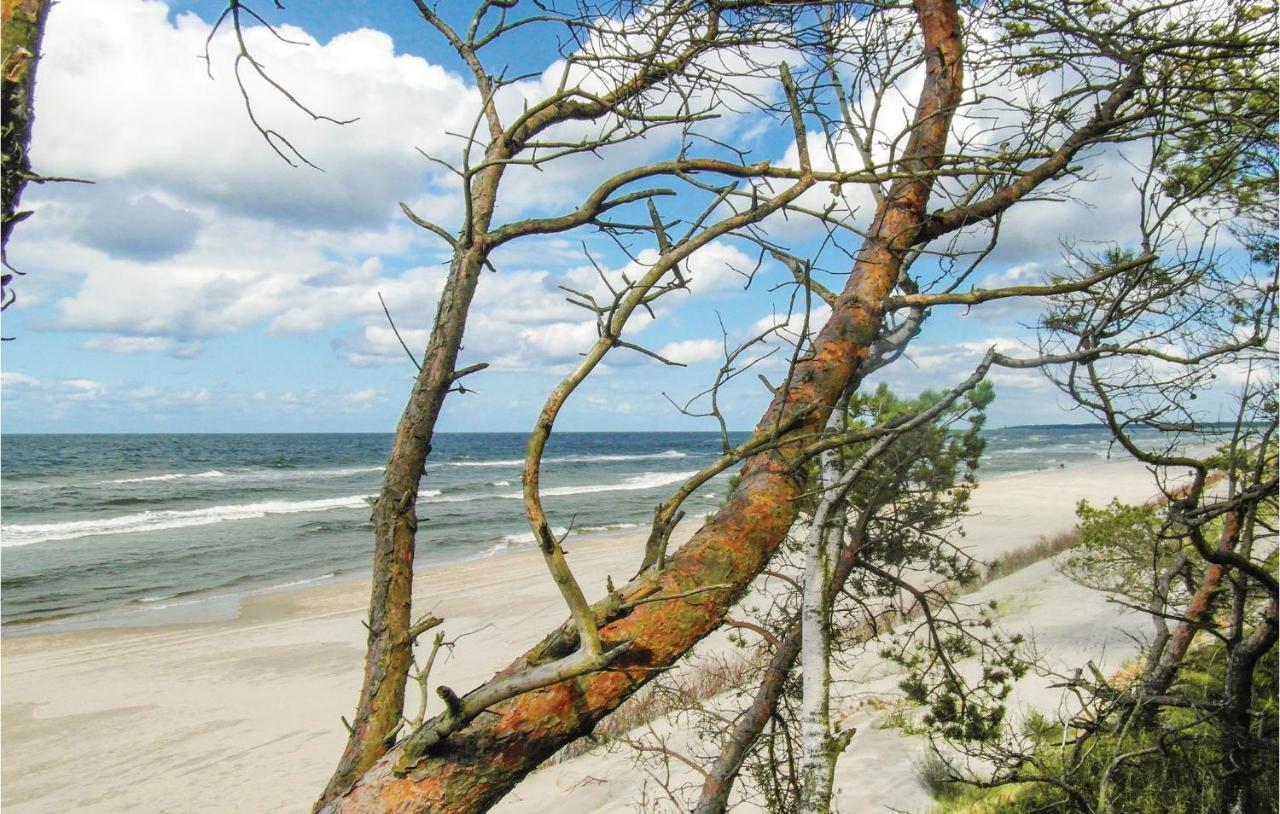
[[1, 456, 1171, 813]]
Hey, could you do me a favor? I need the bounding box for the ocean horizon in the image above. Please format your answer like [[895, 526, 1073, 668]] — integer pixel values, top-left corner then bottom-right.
[[0, 426, 1199, 635]]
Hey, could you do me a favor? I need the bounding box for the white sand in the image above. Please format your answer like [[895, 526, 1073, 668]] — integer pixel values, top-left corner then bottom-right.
[[1, 456, 1170, 813]]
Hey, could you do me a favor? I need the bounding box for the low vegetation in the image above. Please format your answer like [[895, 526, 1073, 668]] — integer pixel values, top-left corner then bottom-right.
[[923, 641, 1279, 814]]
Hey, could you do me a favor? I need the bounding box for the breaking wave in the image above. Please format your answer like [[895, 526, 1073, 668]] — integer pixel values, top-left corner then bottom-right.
[[2, 496, 373, 547]]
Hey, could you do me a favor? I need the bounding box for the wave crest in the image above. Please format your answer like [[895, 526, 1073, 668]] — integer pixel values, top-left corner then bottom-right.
[[445, 450, 687, 468], [2, 495, 373, 547]]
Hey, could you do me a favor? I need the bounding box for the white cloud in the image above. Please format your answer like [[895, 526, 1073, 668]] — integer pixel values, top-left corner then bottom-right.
[[82, 335, 174, 354], [34, 1, 478, 230], [863, 335, 1058, 423], [335, 240, 762, 372], [167, 387, 212, 404], [515, 320, 602, 365], [658, 338, 722, 365], [749, 302, 833, 345], [62, 378, 109, 400], [14, 2, 816, 383], [1, 371, 40, 388]]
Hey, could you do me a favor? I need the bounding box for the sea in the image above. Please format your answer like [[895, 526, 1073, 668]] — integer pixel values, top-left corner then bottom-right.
[[0, 427, 1193, 635]]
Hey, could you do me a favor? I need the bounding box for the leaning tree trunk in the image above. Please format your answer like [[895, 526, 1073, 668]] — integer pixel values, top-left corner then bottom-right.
[[696, 500, 873, 814], [320, 3, 963, 811], [1141, 510, 1242, 702], [1219, 598, 1277, 814], [317, 158, 505, 806], [2, 0, 50, 263]]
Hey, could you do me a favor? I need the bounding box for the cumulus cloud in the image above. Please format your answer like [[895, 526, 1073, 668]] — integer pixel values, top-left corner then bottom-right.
[[749, 302, 834, 347], [14, 0, 476, 353], [80, 335, 205, 357], [862, 335, 1061, 424], [1, 371, 41, 388], [33, 0, 478, 230], [1, 373, 110, 405], [658, 338, 722, 365], [16, 2, 783, 376], [72, 193, 201, 261], [334, 240, 761, 372], [9, 0, 1179, 436]]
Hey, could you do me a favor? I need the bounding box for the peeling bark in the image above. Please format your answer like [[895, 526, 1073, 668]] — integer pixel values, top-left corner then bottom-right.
[[1, 0, 50, 258], [1141, 510, 1242, 700], [318, 156, 503, 804], [320, 2, 963, 811]]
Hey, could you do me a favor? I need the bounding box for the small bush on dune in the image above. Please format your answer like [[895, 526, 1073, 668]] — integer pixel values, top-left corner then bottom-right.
[[923, 642, 1279, 814]]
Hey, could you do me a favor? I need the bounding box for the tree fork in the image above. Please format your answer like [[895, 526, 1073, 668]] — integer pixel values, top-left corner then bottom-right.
[[321, 2, 963, 811], [316, 235, 496, 807]]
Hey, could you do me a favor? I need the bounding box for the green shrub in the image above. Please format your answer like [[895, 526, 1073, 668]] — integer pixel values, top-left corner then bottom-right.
[[925, 642, 1279, 814]]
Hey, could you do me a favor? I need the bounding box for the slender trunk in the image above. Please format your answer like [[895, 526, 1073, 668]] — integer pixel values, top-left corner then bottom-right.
[[798, 414, 848, 814], [696, 507, 871, 814], [1, 0, 50, 257], [696, 624, 802, 814], [322, 4, 962, 810], [317, 156, 505, 806], [1139, 552, 1187, 681], [316, 243, 490, 806], [1219, 599, 1277, 814], [797, 527, 841, 814]]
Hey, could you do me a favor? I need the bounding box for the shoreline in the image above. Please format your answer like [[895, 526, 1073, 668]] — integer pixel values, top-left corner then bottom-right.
[[0, 448, 1195, 639], [0, 521, 657, 639], [2, 456, 1176, 813]]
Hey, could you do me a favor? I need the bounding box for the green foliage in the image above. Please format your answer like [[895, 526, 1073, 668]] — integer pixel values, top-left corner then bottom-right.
[[926, 642, 1280, 814], [825, 380, 994, 587], [1059, 498, 1175, 602], [888, 604, 1027, 745]]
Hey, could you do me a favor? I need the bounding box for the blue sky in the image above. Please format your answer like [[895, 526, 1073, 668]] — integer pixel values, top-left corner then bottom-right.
[[0, 0, 1254, 433]]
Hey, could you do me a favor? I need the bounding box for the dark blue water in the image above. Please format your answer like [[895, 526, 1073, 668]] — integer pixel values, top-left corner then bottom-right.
[[0, 427, 1178, 632]]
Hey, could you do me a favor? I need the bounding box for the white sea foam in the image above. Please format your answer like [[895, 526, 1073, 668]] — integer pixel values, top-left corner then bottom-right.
[[445, 450, 687, 467], [572, 522, 642, 534], [534, 470, 695, 498], [490, 480, 511, 487], [427, 493, 490, 504], [487, 522, 643, 556], [499, 526, 569, 545], [101, 465, 383, 486], [467, 541, 514, 561], [307, 466, 385, 477], [1, 495, 373, 547], [426, 471, 695, 504], [262, 572, 337, 592], [105, 469, 227, 484], [136, 593, 178, 603], [995, 444, 1101, 456]]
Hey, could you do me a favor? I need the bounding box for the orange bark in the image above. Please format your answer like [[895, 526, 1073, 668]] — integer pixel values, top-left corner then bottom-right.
[[322, 2, 963, 811], [1145, 510, 1243, 696]]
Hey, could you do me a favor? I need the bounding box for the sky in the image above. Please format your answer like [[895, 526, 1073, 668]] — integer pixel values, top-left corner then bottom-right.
[[0, 0, 1255, 433]]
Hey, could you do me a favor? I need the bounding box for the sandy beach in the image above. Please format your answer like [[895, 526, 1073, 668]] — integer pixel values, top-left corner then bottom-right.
[[2, 456, 1172, 813]]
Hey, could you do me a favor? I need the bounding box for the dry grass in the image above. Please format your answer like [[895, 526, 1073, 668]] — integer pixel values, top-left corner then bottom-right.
[[551, 523, 1089, 763], [554, 651, 763, 763], [983, 526, 1082, 582]]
